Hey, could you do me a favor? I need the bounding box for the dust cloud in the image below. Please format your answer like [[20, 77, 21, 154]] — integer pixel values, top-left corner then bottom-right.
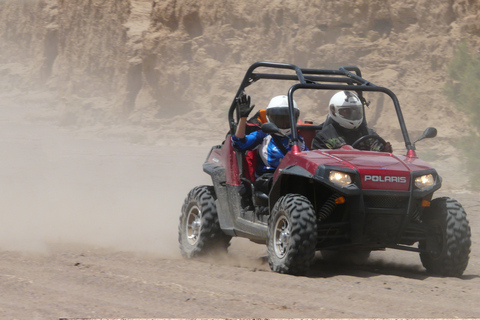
[[0, 92, 212, 256]]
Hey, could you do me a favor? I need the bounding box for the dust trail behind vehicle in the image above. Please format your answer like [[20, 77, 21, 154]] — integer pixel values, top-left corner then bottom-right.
[[0, 92, 211, 255]]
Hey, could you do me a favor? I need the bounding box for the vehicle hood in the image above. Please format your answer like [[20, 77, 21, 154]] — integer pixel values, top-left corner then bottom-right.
[[282, 146, 436, 191]]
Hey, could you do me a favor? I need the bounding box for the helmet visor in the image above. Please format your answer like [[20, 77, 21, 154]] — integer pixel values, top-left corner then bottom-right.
[[267, 107, 300, 129], [338, 105, 362, 121]]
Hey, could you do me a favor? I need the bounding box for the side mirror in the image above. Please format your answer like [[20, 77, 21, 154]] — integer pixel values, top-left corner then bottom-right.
[[412, 127, 437, 147], [423, 127, 437, 139], [261, 122, 280, 135]]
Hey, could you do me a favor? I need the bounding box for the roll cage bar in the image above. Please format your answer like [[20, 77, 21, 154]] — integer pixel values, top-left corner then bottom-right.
[[228, 61, 413, 151]]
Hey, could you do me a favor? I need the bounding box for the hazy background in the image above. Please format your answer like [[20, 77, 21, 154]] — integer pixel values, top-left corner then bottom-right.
[[0, 0, 479, 254]]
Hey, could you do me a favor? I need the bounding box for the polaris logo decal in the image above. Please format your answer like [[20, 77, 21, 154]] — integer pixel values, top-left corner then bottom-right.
[[364, 175, 407, 183]]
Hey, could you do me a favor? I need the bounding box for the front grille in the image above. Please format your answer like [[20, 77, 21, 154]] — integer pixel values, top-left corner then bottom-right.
[[364, 195, 409, 209], [364, 213, 403, 243]]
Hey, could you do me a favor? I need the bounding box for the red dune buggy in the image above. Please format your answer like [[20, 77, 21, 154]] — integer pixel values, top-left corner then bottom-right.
[[178, 62, 471, 276]]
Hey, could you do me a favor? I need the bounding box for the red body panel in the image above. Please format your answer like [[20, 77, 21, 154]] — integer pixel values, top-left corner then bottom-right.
[[208, 139, 435, 191], [206, 136, 241, 186], [276, 145, 434, 191]]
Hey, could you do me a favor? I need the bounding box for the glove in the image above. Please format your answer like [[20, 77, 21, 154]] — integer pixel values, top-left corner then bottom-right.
[[369, 138, 389, 152], [369, 139, 383, 152], [382, 142, 393, 153], [236, 92, 255, 118]]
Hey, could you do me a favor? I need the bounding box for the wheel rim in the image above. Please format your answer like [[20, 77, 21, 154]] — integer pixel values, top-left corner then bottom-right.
[[274, 215, 290, 259], [186, 205, 202, 245]]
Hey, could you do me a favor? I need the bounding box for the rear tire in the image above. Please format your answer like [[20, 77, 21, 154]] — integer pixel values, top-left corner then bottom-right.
[[178, 186, 231, 258], [419, 197, 471, 277], [267, 194, 317, 275]]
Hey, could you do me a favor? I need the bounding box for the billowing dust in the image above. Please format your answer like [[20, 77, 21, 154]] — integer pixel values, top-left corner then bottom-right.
[[0, 92, 219, 257]]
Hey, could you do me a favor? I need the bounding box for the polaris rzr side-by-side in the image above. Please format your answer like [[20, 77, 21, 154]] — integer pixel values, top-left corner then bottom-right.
[[178, 62, 471, 276]]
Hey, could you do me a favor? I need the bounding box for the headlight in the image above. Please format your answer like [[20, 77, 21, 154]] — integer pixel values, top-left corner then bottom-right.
[[415, 174, 434, 189], [329, 171, 352, 187]]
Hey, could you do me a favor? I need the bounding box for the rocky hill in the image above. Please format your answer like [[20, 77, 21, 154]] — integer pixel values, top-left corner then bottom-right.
[[1, 0, 479, 147]]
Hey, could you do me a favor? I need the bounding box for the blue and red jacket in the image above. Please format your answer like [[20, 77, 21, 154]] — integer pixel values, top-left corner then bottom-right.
[[231, 131, 307, 177]]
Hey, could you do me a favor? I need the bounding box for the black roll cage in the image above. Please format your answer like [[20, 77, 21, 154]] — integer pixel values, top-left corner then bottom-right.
[[228, 61, 413, 151]]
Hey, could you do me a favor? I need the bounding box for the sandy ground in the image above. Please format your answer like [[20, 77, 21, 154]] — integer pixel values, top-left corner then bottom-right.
[[1, 92, 480, 319]]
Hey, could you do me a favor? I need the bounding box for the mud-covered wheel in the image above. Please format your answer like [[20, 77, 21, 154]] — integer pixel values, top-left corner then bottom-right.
[[178, 185, 231, 258], [267, 194, 317, 275], [419, 197, 471, 277]]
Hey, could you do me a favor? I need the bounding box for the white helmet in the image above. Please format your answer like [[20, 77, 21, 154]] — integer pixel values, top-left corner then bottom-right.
[[328, 91, 364, 129], [266, 95, 299, 130]]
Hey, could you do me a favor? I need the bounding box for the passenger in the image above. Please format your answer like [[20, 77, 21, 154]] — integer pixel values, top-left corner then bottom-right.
[[231, 93, 308, 178], [232, 93, 308, 211], [312, 91, 392, 152]]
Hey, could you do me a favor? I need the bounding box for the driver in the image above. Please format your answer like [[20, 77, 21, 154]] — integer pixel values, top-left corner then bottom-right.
[[311, 91, 392, 152], [232, 93, 308, 178]]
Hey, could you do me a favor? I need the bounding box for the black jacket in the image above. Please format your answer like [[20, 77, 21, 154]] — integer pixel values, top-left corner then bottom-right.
[[312, 116, 380, 150]]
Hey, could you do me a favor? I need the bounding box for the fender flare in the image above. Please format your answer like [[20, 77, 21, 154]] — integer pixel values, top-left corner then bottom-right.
[[269, 165, 314, 211]]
